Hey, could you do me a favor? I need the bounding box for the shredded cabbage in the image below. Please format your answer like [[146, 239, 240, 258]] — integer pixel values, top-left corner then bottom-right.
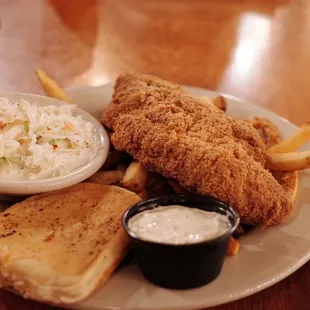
[[0, 98, 99, 180]]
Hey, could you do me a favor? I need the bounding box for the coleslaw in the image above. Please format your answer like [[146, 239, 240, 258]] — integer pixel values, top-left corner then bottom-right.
[[0, 97, 99, 180]]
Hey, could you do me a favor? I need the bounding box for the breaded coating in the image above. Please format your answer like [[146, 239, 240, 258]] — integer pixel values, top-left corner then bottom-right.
[[252, 117, 283, 149], [102, 73, 294, 227]]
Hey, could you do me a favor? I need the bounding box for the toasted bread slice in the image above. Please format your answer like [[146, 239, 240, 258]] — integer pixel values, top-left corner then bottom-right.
[[0, 183, 140, 304], [252, 117, 298, 202]]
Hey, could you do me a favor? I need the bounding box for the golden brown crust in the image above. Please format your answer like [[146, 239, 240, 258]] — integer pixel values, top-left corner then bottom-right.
[[252, 117, 283, 149], [235, 118, 298, 237], [0, 183, 141, 304], [102, 73, 294, 227]]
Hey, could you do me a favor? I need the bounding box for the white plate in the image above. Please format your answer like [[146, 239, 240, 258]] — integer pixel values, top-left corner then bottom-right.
[[63, 84, 310, 310], [0, 93, 109, 195], [18, 85, 310, 310]]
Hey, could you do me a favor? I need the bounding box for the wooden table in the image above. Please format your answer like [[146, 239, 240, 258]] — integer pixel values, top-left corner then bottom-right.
[[1, 0, 310, 309]]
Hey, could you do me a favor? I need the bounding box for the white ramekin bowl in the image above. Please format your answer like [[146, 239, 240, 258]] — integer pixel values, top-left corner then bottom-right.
[[0, 92, 109, 195]]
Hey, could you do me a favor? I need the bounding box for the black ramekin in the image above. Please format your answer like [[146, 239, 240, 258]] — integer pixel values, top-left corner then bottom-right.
[[122, 194, 240, 290]]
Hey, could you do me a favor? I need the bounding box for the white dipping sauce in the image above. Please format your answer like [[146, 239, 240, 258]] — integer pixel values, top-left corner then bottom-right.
[[128, 205, 231, 245]]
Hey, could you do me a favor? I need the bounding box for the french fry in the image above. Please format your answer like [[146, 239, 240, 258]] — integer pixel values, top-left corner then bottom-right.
[[167, 180, 188, 194], [227, 237, 240, 255], [121, 161, 149, 193], [101, 151, 120, 170], [268, 122, 310, 154], [87, 170, 124, 185], [138, 188, 149, 200], [211, 95, 227, 112], [35, 69, 72, 103], [267, 150, 310, 171]]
